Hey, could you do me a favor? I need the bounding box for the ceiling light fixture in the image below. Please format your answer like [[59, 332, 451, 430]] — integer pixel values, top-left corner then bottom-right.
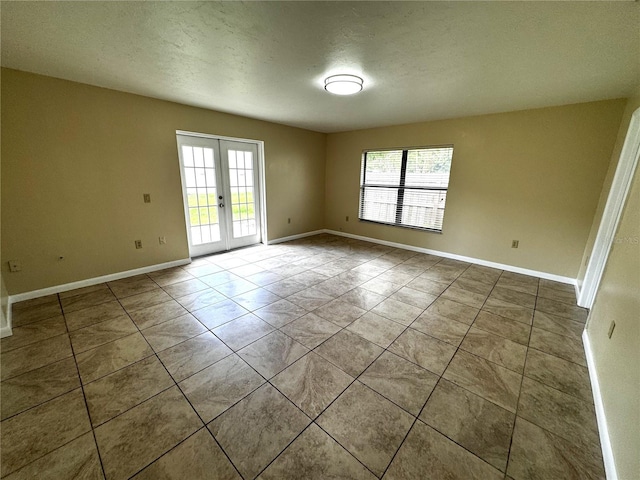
[[324, 74, 364, 95]]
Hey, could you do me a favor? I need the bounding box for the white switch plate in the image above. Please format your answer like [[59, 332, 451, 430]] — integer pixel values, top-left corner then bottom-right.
[[8, 260, 22, 272]]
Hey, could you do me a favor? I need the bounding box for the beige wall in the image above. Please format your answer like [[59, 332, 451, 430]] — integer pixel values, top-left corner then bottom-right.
[[577, 85, 640, 287], [325, 100, 625, 278], [585, 96, 640, 480], [1, 69, 326, 295]]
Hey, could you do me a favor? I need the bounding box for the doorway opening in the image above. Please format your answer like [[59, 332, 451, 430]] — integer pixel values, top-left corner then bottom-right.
[[176, 131, 266, 257]]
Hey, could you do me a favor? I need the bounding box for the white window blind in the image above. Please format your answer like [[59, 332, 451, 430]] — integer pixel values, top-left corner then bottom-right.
[[359, 146, 454, 232]]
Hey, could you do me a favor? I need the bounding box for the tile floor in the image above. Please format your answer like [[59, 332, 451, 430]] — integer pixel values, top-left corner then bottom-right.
[[0, 234, 605, 479]]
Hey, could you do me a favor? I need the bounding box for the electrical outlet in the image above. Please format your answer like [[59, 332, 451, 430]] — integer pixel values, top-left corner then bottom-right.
[[143, 194, 151, 203], [135, 240, 143, 249], [8, 260, 22, 272], [288, 218, 291, 224], [608, 321, 616, 339], [346, 215, 349, 222], [511, 240, 519, 248], [159, 236, 166, 245]]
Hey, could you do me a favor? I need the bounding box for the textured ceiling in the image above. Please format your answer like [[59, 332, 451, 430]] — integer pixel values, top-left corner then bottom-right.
[[1, 1, 639, 133]]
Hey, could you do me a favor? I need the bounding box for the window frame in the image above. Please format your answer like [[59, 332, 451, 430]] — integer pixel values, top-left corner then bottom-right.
[[358, 144, 454, 233]]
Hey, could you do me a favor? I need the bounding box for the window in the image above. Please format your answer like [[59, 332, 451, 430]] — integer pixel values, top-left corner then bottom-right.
[[359, 146, 454, 232]]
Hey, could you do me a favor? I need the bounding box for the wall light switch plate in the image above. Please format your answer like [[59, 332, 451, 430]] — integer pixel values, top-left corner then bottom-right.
[[143, 193, 151, 203], [159, 236, 166, 245], [135, 240, 143, 249], [8, 260, 22, 272], [511, 240, 519, 248], [608, 321, 616, 339]]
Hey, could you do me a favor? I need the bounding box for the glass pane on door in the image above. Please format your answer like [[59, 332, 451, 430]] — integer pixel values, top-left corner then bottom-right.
[[228, 149, 257, 238], [181, 145, 221, 245]]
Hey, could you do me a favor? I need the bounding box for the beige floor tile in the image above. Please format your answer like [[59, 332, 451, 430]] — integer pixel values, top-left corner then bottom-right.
[[11, 301, 62, 328], [258, 423, 375, 480], [61, 289, 117, 313], [119, 289, 173, 313], [452, 276, 495, 295], [472, 311, 531, 345], [76, 332, 154, 384], [0, 389, 91, 477], [200, 271, 243, 288], [271, 352, 353, 418], [406, 274, 450, 296], [129, 300, 188, 330], [70, 316, 138, 354], [529, 327, 586, 366], [533, 310, 584, 339], [192, 300, 249, 329], [280, 313, 342, 349], [180, 353, 265, 422], [518, 377, 600, 450], [537, 286, 577, 305], [360, 351, 438, 416], [346, 312, 405, 348], [141, 313, 207, 352], [443, 350, 522, 413], [316, 381, 413, 477], [1, 357, 80, 420], [214, 278, 259, 297], [1, 334, 73, 381], [536, 297, 588, 323], [148, 268, 194, 287], [384, 421, 503, 479], [410, 311, 470, 346], [425, 297, 479, 325], [388, 327, 456, 375], [1, 316, 67, 353], [183, 263, 224, 278], [483, 298, 534, 325], [460, 327, 528, 373], [65, 301, 129, 332], [441, 285, 488, 309], [213, 313, 275, 350], [459, 265, 501, 285], [107, 276, 158, 299], [209, 384, 310, 479], [489, 286, 536, 309], [84, 356, 174, 426], [175, 288, 226, 312], [339, 287, 386, 310], [420, 379, 515, 471], [245, 270, 284, 287], [231, 287, 281, 311], [313, 299, 366, 327], [315, 329, 384, 377], [238, 331, 308, 378], [253, 298, 307, 327], [371, 298, 424, 326], [58, 284, 110, 299], [389, 286, 437, 310], [524, 348, 593, 403], [133, 428, 240, 480], [359, 278, 402, 297], [94, 386, 202, 480], [11, 294, 58, 310], [2, 432, 103, 480], [264, 278, 308, 297], [507, 417, 605, 480], [286, 287, 335, 310], [157, 332, 232, 382]]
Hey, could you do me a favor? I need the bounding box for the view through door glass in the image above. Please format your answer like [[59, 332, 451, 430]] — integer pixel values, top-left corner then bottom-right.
[[177, 134, 261, 257]]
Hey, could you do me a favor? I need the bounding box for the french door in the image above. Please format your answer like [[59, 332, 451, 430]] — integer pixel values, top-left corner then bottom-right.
[[176, 133, 261, 257]]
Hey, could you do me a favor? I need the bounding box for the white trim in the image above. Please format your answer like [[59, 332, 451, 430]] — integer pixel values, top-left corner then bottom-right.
[[325, 229, 576, 285], [8, 258, 191, 304], [583, 330, 618, 480], [579, 108, 640, 309], [266, 230, 327, 245], [1, 303, 12, 338]]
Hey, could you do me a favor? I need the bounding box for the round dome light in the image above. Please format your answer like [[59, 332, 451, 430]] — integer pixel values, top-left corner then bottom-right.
[[324, 74, 364, 95]]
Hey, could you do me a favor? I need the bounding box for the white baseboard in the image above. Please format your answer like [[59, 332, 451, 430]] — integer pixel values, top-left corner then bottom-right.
[[325, 229, 576, 285], [267, 230, 326, 245], [583, 330, 618, 480], [0, 325, 12, 338], [8, 258, 191, 305]]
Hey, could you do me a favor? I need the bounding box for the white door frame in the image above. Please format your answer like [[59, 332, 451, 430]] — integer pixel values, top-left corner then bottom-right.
[[578, 108, 640, 309], [176, 130, 268, 257]]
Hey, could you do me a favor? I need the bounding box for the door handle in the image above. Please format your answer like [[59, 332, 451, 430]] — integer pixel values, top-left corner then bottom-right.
[[219, 203, 225, 208]]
